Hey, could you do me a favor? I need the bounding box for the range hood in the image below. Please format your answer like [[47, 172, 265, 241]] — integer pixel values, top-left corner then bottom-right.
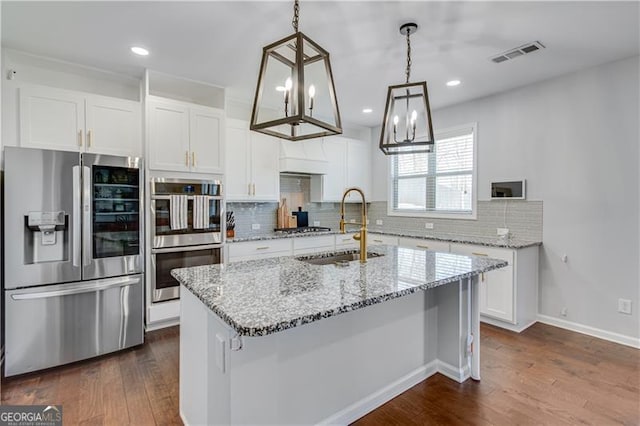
[[279, 140, 329, 175]]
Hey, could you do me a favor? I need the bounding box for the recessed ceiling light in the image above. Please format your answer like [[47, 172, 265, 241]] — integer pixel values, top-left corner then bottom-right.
[[362, 108, 373, 113], [131, 46, 149, 56], [446, 80, 461, 87]]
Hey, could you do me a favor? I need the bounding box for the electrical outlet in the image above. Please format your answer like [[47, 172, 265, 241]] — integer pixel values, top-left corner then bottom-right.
[[425, 223, 434, 229], [376, 219, 383, 226], [313, 221, 320, 227], [561, 254, 568, 263], [366, 219, 370, 225], [349, 219, 356, 223], [561, 307, 568, 317], [497, 228, 509, 236], [618, 299, 632, 315], [251, 223, 260, 230]]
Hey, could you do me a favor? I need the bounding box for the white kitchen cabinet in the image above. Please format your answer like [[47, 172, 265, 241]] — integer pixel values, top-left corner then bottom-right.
[[450, 243, 538, 332], [310, 136, 371, 203], [345, 138, 372, 202], [225, 119, 279, 201], [368, 233, 398, 246], [335, 233, 360, 249], [20, 86, 141, 156], [398, 237, 450, 253], [227, 239, 293, 262], [292, 235, 336, 255], [148, 98, 224, 174]]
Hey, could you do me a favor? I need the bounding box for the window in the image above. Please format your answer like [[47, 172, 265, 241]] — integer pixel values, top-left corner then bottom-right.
[[389, 123, 477, 218]]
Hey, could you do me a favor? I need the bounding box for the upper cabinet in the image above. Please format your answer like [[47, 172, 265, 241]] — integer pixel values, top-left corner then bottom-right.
[[310, 136, 372, 203], [225, 119, 279, 201], [19, 86, 141, 157], [147, 98, 224, 174]]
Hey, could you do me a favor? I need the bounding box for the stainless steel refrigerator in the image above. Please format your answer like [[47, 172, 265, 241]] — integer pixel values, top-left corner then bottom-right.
[[3, 146, 144, 376]]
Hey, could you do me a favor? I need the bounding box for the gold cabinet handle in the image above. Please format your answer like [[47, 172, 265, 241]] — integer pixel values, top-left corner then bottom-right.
[[185, 151, 189, 167], [416, 244, 430, 249], [87, 130, 93, 148], [248, 183, 252, 196], [342, 238, 352, 242], [472, 252, 488, 256], [78, 130, 83, 147], [252, 183, 256, 196], [192, 152, 196, 167], [373, 239, 383, 243], [256, 246, 270, 250]]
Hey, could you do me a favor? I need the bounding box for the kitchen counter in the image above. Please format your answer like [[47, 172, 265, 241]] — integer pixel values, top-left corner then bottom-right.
[[229, 229, 541, 249], [173, 245, 506, 336], [176, 245, 507, 425]]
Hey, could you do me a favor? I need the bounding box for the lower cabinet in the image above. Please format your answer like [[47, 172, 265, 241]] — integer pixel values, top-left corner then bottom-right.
[[368, 234, 398, 246], [450, 243, 539, 332], [227, 239, 292, 262], [293, 235, 335, 255], [398, 237, 450, 253]]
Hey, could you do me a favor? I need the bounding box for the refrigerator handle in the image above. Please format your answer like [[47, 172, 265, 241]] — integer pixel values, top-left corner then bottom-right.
[[82, 166, 92, 267], [72, 165, 82, 267], [10, 276, 140, 300]]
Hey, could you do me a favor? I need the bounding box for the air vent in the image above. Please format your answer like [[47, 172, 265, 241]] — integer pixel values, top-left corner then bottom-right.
[[490, 41, 545, 64]]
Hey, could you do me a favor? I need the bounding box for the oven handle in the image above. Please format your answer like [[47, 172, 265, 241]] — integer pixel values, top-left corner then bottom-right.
[[151, 244, 223, 254]]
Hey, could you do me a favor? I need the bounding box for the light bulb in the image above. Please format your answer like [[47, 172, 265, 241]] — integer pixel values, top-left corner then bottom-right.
[[308, 85, 316, 98], [393, 115, 399, 125], [411, 110, 417, 123], [285, 77, 293, 91]]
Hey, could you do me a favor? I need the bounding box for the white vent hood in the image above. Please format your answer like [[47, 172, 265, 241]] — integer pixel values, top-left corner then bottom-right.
[[279, 140, 329, 175]]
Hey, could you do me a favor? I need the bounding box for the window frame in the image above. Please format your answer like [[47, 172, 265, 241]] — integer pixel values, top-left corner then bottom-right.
[[387, 122, 478, 220]]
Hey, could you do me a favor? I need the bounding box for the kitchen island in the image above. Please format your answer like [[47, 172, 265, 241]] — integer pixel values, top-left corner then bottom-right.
[[172, 245, 507, 425]]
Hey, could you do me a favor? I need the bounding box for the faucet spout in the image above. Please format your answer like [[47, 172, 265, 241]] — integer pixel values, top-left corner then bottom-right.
[[339, 187, 368, 263]]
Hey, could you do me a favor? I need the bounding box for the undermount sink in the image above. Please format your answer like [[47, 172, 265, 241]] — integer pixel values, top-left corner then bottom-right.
[[296, 250, 384, 266]]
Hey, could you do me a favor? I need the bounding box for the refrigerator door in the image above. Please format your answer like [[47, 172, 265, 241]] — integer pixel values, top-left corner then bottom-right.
[[4, 274, 144, 376], [81, 153, 143, 280], [3, 147, 82, 289]]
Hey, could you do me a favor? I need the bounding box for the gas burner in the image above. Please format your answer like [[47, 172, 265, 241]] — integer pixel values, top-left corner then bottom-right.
[[274, 226, 332, 234]]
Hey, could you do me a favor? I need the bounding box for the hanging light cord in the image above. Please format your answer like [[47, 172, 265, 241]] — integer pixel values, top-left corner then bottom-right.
[[292, 0, 300, 33], [405, 27, 412, 83]]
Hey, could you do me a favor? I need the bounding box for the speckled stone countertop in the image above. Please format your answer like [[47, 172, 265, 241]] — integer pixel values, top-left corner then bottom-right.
[[172, 245, 508, 337], [229, 229, 541, 249]]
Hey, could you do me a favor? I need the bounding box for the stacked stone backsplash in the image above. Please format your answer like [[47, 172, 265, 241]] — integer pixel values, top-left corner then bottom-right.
[[228, 175, 543, 241]]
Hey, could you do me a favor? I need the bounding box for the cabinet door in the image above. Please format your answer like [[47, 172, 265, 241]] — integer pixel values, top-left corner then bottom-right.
[[148, 100, 190, 172], [190, 107, 224, 174], [19, 87, 85, 152], [369, 234, 398, 246], [86, 96, 141, 157], [398, 237, 450, 253], [346, 138, 372, 202], [250, 133, 280, 201], [225, 121, 251, 200], [450, 244, 515, 323], [318, 138, 347, 202]]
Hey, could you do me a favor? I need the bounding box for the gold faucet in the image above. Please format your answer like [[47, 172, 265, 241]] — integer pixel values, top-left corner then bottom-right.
[[339, 187, 368, 263]]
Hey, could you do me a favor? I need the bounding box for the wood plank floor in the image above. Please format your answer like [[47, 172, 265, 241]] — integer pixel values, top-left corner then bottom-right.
[[2, 323, 638, 425]]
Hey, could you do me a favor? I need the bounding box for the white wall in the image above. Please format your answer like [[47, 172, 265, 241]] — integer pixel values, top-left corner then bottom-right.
[[372, 56, 640, 340]]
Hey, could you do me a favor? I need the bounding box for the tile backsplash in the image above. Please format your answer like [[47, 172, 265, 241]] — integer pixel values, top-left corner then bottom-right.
[[228, 175, 543, 241]]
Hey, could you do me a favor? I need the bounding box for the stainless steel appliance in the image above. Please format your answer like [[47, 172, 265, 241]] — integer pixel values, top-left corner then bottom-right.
[[150, 178, 223, 303], [3, 147, 144, 376]]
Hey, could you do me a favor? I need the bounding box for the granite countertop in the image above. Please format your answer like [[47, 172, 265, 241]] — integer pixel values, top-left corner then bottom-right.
[[229, 229, 541, 249], [172, 245, 508, 337]]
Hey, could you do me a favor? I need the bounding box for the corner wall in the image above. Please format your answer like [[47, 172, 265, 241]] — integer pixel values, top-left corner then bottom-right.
[[372, 56, 640, 341]]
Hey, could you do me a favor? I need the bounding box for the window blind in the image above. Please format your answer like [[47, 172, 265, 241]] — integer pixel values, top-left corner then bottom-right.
[[391, 125, 475, 215]]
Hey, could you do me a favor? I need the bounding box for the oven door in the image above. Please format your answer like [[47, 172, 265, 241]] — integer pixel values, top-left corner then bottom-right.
[[151, 196, 223, 248], [151, 245, 222, 303]]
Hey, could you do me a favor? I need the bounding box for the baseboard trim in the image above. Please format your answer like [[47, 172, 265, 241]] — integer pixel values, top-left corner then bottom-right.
[[437, 360, 470, 383], [318, 360, 439, 425], [179, 410, 188, 426], [145, 317, 180, 332], [481, 316, 537, 333], [537, 314, 640, 349]]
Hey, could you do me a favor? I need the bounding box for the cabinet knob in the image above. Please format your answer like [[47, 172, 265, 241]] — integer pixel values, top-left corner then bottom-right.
[[78, 130, 83, 147]]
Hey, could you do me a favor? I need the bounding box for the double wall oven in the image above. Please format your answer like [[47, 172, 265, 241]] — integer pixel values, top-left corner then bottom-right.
[[150, 178, 223, 303]]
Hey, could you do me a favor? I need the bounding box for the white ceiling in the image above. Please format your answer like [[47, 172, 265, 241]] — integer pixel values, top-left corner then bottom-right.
[[2, 1, 639, 127]]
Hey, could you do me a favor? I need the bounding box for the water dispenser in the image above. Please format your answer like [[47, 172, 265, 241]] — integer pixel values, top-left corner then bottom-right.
[[24, 211, 68, 264]]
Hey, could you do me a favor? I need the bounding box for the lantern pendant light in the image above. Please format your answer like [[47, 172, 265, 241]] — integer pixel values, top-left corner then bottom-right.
[[250, 0, 342, 141], [379, 23, 435, 155]]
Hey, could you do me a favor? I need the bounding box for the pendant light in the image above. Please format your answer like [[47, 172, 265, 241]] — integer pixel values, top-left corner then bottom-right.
[[379, 23, 435, 155], [250, 0, 342, 141]]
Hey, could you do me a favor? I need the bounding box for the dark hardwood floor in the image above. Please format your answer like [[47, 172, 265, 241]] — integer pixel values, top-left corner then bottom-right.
[[2, 323, 638, 425]]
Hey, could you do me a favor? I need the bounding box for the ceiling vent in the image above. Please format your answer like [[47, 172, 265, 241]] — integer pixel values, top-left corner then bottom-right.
[[490, 41, 545, 64]]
